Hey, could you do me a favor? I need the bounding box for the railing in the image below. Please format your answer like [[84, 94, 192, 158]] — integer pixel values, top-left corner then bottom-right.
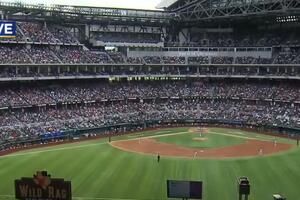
[[0, 1, 171, 19]]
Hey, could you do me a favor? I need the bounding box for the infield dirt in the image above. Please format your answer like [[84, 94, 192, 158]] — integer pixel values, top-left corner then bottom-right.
[[111, 128, 293, 158]]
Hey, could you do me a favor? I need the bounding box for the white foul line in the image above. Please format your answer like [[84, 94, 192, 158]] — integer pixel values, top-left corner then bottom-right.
[[0, 142, 107, 159]]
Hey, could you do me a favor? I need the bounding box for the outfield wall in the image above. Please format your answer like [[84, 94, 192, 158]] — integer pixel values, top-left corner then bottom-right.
[[1, 119, 300, 155]]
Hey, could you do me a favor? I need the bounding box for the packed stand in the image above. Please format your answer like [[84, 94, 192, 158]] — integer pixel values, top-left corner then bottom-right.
[[108, 52, 126, 63], [274, 52, 298, 64], [188, 56, 209, 64], [18, 22, 57, 43], [126, 57, 144, 64], [211, 56, 234, 64], [0, 97, 299, 142], [236, 57, 255, 64], [0, 46, 31, 64], [48, 26, 79, 44], [163, 56, 185, 64], [143, 56, 162, 64], [27, 46, 61, 64], [253, 57, 273, 64], [0, 80, 299, 142]]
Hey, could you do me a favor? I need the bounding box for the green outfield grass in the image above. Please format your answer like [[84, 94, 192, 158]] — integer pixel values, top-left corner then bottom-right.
[[0, 127, 299, 200]]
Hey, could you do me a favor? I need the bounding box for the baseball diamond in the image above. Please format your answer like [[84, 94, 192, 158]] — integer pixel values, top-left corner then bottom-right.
[[110, 128, 293, 158], [0, 127, 299, 200]]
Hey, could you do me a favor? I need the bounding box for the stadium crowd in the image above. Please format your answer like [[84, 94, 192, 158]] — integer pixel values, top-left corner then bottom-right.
[[0, 81, 299, 106], [0, 99, 299, 142], [0, 44, 299, 65], [0, 21, 299, 145], [0, 81, 299, 142], [1, 21, 299, 48], [170, 31, 300, 47], [0, 21, 299, 66], [18, 22, 57, 43], [0, 65, 299, 78], [2, 22, 79, 44]]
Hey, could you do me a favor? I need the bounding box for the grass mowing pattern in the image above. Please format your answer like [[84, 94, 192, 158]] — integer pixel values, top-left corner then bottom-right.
[[0, 127, 299, 200]]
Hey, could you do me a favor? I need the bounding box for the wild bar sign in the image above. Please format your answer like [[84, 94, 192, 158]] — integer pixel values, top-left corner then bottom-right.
[[15, 171, 71, 200], [0, 21, 16, 38]]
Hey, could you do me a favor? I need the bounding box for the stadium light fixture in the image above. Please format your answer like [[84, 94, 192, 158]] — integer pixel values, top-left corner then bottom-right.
[[276, 16, 298, 23]]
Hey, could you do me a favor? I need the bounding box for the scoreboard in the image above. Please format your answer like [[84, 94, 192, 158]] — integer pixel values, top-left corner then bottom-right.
[[167, 180, 203, 199]]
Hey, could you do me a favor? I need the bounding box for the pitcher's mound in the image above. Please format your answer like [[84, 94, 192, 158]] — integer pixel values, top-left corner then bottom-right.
[[193, 137, 208, 141], [188, 127, 209, 134]]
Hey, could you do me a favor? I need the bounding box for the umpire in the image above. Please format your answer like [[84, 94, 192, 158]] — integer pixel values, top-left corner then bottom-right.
[[157, 154, 160, 163]]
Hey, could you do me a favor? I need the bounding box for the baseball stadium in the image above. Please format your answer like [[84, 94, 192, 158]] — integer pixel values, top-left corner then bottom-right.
[[0, 0, 299, 200]]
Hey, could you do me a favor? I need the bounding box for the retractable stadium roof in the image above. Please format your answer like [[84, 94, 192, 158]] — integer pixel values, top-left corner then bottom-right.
[[156, 0, 179, 9]]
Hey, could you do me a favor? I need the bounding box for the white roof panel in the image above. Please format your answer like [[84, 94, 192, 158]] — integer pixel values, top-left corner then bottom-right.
[[156, 0, 179, 9]]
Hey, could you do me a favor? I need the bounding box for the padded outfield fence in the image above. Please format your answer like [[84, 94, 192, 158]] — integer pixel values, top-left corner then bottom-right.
[[1, 119, 300, 153], [0, 195, 155, 200]]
